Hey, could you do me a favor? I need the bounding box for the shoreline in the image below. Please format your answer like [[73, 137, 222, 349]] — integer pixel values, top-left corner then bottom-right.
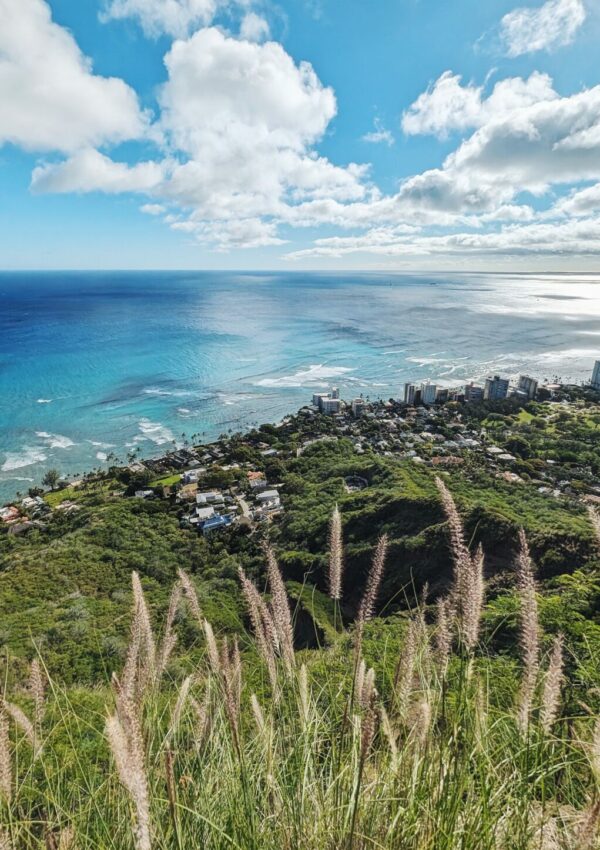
[[2, 378, 600, 523]]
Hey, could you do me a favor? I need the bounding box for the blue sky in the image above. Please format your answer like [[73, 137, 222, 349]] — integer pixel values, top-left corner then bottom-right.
[[2, 0, 600, 269]]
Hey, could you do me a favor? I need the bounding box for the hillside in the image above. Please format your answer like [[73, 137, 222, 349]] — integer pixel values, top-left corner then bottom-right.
[[1, 392, 600, 687]]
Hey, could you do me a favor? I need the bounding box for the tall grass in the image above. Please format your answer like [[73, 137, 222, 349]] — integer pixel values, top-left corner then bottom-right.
[[0, 488, 599, 849]]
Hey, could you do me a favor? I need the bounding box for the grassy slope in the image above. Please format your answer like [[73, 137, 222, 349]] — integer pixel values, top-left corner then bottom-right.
[[1, 436, 598, 685]]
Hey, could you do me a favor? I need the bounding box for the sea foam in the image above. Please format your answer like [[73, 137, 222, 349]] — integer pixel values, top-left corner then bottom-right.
[[36, 432, 75, 449], [255, 364, 353, 388], [134, 418, 177, 446], [2, 447, 48, 472]]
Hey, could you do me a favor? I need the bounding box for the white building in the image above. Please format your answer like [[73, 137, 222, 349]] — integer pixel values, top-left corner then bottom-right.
[[421, 382, 437, 405], [312, 392, 331, 408], [321, 398, 341, 414], [255, 490, 281, 509], [196, 491, 224, 505], [351, 398, 366, 417], [518, 375, 538, 400], [195, 506, 216, 522]]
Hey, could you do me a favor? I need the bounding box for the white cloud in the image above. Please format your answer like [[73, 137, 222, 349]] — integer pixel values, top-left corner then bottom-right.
[[287, 216, 600, 260], [552, 183, 600, 216], [140, 203, 167, 215], [17, 4, 600, 262], [499, 0, 586, 57], [0, 0, 147, 153], [395, 75, 600, 220], [30, 149, 165, 194], [159, 29, 337, 158], [151, 28, 368, 241], [240, 12, 270, 42], [171, 217, 285, 249], [101, 0, 218, 38], [362, 118, 394, 146], [29, 26, 368, 247], [402, 71, 556, 138]]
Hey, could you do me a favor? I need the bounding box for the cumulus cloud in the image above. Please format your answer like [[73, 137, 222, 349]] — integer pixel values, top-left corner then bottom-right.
[[499, 0, 586, 57], [30, 149, 166, 194], [402, 71, 557, 138], [394, 74, 600, 222], [552, 183, 600, 216], [14, 2, 600, 261], [240, 12, 270, 42], [151, 28, 368, 241], [0, 0, 147, 153], [101, 0, 219, 38]]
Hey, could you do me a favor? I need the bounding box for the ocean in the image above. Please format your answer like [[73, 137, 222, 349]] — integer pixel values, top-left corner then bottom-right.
[[1, 270, 599, 502]]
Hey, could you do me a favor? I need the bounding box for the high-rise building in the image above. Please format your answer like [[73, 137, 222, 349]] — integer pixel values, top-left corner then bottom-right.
[[321, 398, 341, 414], [312, 392, 330, 408], [464, 383, 484, 403], [403, 383, 417, 404], [435, 387, 449, 404], [351, 398, 366, 417], [592, 361, 600, 390], [421, 382, 437, 405], [331, 387, 340, 400], [518, 375, 538, 400], [484, 375, 509, 401]]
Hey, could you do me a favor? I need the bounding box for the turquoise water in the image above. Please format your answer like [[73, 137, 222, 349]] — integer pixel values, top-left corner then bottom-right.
[[1, 270, 599, 501]]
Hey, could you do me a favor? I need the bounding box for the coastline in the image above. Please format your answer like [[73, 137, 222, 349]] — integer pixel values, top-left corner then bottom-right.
[[3, 380, 600, 532], [3, 271, 600, 505]]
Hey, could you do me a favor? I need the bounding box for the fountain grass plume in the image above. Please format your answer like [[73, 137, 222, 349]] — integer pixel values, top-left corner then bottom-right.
[[28, 659, 46, 742], [0, 704, 10, 803], [393, 618, 417, 721], [177, 569, 202, 626], [357, 535, 388, 626], [328, 505, 343, 601], [541, 633, 564, 734], [3, 702, 35, 753], [435, 476, 471, 602], [435, 597, 452, 672], [435, 477, 485, 651], [167, 675, 192, 742], [107, 674, 151, 850], [202, 620, 221, 678], [264, 544, 295, 671], [516, 529, 540, 735], [131, 572, 157, 691], [238, 567, 278, 688], [464, 543, 485, 652], [157, 582, 182, 679]]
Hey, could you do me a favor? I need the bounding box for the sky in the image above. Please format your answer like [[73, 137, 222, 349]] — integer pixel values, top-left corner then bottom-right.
[[2, 0, 600, 270]]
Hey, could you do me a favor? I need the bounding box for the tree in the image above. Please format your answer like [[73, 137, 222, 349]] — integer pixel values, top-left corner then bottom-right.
[[42, 469, 61, 491]]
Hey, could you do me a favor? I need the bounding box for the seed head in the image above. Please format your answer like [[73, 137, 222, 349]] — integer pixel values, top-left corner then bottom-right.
[[328, 505, 344, 601]]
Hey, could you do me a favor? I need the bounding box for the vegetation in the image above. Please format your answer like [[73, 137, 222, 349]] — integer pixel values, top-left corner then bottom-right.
[[41, 469, 60, 491], [0, 481, 599, 849]]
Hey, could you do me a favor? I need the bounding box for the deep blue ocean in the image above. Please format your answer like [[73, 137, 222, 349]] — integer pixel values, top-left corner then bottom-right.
[[1, 270, 599, 501]]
